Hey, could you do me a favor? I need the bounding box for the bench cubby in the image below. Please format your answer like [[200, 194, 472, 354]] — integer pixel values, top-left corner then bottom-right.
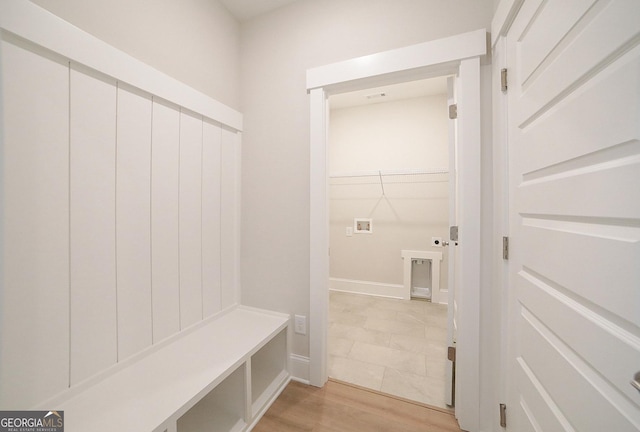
[[52, 307, 290, 432], [251, 328, 289, 415], [177, 363, 247, 432]]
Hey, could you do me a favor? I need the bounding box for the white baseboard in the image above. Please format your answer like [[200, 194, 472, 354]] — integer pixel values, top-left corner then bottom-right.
[[329, 278, 404, 299], [289, 354, 310, 384]]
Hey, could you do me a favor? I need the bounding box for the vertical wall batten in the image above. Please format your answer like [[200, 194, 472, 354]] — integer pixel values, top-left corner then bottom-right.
[[69, 65, 118, 386], [178, 110, 182, 330], [149, 97, 155, 344], [201, 120, 205, 319], [114, 81, 119, 363], [220, 129, 233, 308], [178, 111, 204, 329], [151, 100, 181, 343], [68, 60, 72, 390], [221, 128, 240, 309], [202, 121, 223, 317], [0, 38, 70, 408], [115, 84, 153, 361]]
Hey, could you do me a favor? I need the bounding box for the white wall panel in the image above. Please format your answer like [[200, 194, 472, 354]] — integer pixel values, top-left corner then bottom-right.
[[0, 39, 70, 408], [116, 85, 152, 360], [202, 121, 222, 317], [179, 111, 203, 328], [151, 100, 181, 342], [221, 129, 239, 309], [1, 4, 242, 408], [69, 66, 117, 385]]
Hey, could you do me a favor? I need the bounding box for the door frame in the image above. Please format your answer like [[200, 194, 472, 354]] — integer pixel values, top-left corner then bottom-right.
[[490, 1, 525, 429], [445, 75, 459, 407], [307, 29, 486, 431]]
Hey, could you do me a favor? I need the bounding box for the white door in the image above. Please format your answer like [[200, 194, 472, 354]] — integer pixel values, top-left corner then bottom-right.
[[506, 1, 640, 431], [446, 75, 459, 407]]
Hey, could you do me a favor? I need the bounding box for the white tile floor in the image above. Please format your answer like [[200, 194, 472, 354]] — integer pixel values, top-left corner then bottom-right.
[[328, 291, 450, 408]]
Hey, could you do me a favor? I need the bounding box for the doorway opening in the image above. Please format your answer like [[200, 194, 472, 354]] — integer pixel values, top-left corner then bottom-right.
[[307, 28, 485, 431], [326, 77, 453, 408]]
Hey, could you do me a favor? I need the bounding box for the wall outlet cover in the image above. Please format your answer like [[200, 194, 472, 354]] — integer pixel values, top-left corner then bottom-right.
[[294, 315, 307, 335]]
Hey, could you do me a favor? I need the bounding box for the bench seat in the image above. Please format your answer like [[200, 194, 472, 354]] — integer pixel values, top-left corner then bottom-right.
[[48, 306, 290, 432]]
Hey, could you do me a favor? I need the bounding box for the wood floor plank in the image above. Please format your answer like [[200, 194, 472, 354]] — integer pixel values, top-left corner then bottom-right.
[[253, 379, 461, 432]]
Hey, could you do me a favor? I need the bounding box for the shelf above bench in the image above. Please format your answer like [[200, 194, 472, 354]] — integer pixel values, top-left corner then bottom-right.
[[52, 306, 290, 432]]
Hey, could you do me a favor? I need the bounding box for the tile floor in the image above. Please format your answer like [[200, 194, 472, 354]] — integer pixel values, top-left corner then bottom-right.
[[328, 291, 450, 409]]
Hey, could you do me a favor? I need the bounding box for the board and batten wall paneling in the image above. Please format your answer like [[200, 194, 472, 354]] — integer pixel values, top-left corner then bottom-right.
[[69, 66, 118, 385], [179, 111, 204, 329], [151, 99, 181, 343], [202, 121, 223, 317], [221, 128, 240, 308], [1, 4, 242, 407], [0, 39, 70, 409], [115, 85, 153, 361]]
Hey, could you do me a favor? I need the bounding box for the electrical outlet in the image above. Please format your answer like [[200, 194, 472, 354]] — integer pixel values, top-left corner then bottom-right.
[[346, 227, 353, 237], [294, 315, 306, 335]]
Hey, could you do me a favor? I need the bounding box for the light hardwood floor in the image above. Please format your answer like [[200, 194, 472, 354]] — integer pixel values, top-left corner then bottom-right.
[[252, 379, 461, 432]]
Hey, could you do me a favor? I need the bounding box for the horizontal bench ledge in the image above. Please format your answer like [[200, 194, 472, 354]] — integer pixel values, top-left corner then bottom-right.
[[57, 306, 289, 432]]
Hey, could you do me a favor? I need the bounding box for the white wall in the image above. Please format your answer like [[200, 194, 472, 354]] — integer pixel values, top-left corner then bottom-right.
[[239, 0, 494, 361], [30, 0, 240, 110], [329, 95, 449, 293], [330, 96, 448, 171]]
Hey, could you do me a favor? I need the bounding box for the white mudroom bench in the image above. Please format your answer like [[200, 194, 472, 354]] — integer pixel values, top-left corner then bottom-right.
[[46, 306, 290, 432]]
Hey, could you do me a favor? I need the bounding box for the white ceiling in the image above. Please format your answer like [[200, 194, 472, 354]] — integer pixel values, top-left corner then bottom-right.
[[329, 76, 449, 110], [219, 0, 300, 21]]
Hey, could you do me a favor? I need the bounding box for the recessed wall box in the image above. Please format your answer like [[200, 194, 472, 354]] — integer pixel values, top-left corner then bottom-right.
[[354, 218, 373, 234]]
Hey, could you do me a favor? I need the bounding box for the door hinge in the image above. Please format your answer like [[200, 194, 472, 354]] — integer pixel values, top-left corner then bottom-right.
[[501, 68, 508, 92], [450, 225, 459, 242], [502, 236, 509, 260], [448, 103, 457, 119], [447, 346, 456, 362], [499, 403, 507, 428]]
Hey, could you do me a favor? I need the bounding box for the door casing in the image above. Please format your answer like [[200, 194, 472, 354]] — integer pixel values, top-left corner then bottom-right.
[[307, 29, 487, 431]]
